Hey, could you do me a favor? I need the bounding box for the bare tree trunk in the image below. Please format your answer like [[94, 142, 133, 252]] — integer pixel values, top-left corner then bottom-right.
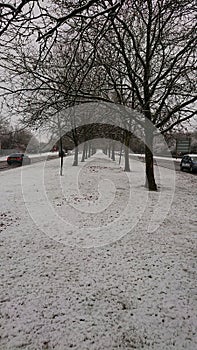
[[124, 133, 130, 172], [73, 146, 78, 166], [111, 141, 115, 161], [60, 154, 63, 175], [119, 143, 123, 165], [81, 142, 86, 162], [145, 125, 157, 191], [58, 118, 63, 176], [88, 141, 91, 157], [72, 122, 79, 166], [85, 145, 88, 159], [108, 145, 111, 158], [124, 147, 130, 171], [91, 146, 95, 155]]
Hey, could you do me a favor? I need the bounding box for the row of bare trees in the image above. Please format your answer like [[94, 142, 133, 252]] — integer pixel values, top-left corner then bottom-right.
[[0, 116, 38, 151], [0, 0, 196, 190]]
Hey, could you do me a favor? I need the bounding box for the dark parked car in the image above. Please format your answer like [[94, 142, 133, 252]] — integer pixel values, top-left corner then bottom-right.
[[7, 153, 31, 166], [180, 154, 197, 172]]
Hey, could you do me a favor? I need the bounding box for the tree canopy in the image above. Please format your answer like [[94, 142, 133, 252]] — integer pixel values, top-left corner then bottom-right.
[[0, 0, 196, 189]]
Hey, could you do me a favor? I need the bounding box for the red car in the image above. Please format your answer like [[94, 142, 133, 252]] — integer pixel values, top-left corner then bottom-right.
[[7, 153, 31, 166]]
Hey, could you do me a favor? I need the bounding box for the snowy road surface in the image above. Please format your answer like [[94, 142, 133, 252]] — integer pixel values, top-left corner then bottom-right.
[[0, 152, 196, 349]]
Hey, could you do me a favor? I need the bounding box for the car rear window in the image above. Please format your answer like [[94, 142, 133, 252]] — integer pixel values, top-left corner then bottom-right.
[[9, 153, 22, 157]]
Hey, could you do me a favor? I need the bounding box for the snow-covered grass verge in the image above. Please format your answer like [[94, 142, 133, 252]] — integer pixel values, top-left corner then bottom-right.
[[0, 151, 196, 350]]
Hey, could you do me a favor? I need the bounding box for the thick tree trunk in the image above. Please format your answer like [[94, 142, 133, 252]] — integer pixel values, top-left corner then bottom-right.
[[124, 146, 130, 172], [72, 125, 79, 166], [73, 146, 78, 166], [145, 127, 157, 191], [145, 146, 157, 190]]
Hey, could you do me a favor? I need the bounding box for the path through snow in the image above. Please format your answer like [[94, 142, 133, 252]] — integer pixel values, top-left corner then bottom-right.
[[0, 152, 196, 349]]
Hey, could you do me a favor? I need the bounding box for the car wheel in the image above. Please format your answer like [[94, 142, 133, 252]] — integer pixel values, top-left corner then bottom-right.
[[180, 166, 184, 171]]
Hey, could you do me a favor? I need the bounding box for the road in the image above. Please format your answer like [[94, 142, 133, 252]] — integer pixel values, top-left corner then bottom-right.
[[0, 153, 196, 175], [0, 154, 59, 172], [136, 155, 196, 174], [131, 155, 181, 171]]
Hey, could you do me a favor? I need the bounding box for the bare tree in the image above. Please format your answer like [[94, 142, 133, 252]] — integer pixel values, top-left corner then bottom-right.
[[1, 0, 196, 190], [73, 0, 196, 189]]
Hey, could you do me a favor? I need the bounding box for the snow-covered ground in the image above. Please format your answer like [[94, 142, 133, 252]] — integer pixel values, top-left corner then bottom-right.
[[0, 151, 196, 350]]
